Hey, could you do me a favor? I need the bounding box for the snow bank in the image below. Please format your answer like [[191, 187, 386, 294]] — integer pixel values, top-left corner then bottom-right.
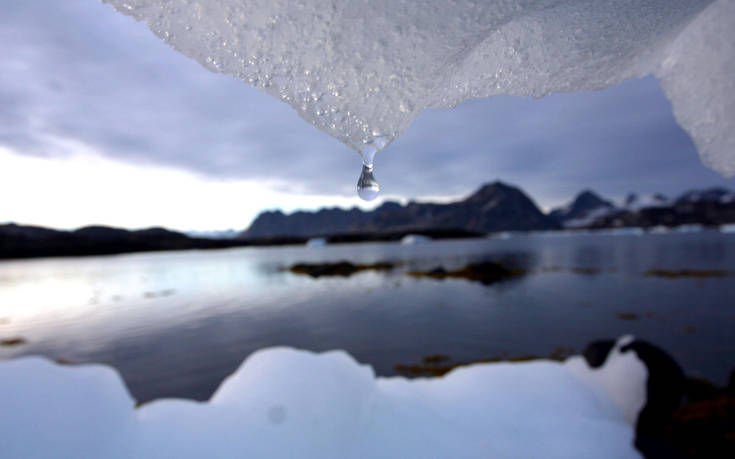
[[101, 0, 734, 175], [1, 339, 646, 458], [566, 336, 647, 425]]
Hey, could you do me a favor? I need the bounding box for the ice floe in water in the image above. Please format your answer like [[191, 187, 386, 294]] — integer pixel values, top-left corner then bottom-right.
[[1, 337, 647, 458], [102, 0, 734, 176], [400, 234, 431, 245]]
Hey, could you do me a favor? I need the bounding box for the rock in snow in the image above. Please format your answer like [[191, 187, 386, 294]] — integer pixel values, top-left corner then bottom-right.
[[0, 337, 661, 458], [102, 0, 735, 176]]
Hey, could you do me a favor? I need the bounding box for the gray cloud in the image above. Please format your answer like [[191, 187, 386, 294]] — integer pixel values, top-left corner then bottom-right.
[[1, 0, 732, 210]]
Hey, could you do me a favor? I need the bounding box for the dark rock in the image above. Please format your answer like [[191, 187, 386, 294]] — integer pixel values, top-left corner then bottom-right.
[[620, 340, 686, 459], [408, 261, 524, 285], [582, 339, 616, 368], [287, 261, 395, 278], [422, 354, 450, 364], [427, 267, 448, 277], [0, 337, 26, 346], [644, 269, 729, 279]]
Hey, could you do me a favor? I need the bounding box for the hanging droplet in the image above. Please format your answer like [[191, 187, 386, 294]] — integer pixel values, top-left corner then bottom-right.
[[357, 163, 379, 201], [356, 135, 387, 201]]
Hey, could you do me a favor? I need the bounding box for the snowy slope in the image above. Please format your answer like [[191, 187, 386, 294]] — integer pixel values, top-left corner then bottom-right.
[[623, 193, 671, 212], [675, 187, 735, 204], [550, 190, 617, 228], [564, 206, 619, 229]]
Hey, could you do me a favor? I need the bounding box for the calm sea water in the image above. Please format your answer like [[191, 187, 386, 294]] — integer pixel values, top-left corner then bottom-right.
[[1, 231, 734, 403]]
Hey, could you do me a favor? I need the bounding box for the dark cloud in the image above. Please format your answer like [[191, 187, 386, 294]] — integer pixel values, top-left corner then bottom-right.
[[1, 0, 732, 210]]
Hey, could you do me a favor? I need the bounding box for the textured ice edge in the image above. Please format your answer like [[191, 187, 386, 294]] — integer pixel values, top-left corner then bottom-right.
[[1, 337, 644, 458], [103, 0, 734, 176]]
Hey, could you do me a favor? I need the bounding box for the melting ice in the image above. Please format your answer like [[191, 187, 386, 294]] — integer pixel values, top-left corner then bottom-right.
[[0, 338, 646, 458], [102, 0, 735, 182], [356, 135, 386, 201]]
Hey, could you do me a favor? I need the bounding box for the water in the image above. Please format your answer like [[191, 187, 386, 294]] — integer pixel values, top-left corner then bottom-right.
[[1, 232, 734, 403]]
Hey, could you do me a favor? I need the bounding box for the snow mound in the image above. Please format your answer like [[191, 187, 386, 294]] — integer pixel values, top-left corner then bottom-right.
[[0, 343, 645, 458], [565, 335, 647, 425], [101, 0, 734, 175]]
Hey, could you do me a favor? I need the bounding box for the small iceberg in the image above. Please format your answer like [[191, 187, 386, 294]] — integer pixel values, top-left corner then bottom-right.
[[400, 234, 431, 245], [674, 224, 705, 233], [598, 227, 645, 236], [305, 237, 327, 248], [648, 226, 670, 235]]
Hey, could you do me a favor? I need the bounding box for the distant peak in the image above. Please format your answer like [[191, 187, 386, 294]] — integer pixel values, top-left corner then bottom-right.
[[483, 180, 512, 189], [376, 201, 403, 212], [549, 189, 615, 224], [577, 189, 600, 199], [574, 190, 613, 207], [471, 181, 517, 195]]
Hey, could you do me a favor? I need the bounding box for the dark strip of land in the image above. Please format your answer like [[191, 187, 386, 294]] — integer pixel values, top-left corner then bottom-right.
[[0, 223, 482, 260]]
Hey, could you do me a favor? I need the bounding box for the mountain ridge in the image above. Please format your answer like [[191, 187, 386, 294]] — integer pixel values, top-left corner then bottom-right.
[[549, 187, 735, 229], [3, 182, 735, 260], [242, 181, 559, 238]]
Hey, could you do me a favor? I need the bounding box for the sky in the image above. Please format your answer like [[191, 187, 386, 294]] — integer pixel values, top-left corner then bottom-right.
[[1, 0, 733, 232]]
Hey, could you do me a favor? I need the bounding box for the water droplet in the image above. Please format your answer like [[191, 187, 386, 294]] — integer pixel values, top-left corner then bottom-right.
[[356, 135, 387, 201], [357, 164, 379, 201]]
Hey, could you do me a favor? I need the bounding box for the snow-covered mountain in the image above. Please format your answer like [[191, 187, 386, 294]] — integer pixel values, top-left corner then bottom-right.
[[622, 193, 671, 211], [675, 188, 735, 205], [549, 190, 616, 228], [583, 187, 735, 229], [549, 187, 735, 230]]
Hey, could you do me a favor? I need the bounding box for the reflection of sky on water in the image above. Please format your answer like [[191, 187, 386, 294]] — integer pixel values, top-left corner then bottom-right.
[[1, 233, 734, 402]]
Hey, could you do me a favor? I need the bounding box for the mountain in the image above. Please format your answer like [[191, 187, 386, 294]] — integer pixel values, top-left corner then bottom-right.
[[549, 190, 615, 228], [587, 187, 735, 229], [548, 187, 735, 230], [675, 187, 735, 205], [623, 193, 671, 211], [243, 181, 559, 239], [244, 207, 373, 239]]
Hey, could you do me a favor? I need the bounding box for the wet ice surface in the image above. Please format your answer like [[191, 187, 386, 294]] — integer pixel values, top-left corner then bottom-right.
[[103, 0, 735, 175], [1, 232, 734, 403]]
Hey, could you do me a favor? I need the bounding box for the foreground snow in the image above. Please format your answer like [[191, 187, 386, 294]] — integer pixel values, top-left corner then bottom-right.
[[1, 338, 644, 458]]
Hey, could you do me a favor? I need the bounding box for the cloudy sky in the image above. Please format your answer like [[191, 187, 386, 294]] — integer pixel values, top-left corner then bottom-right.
[[1, 1, 732, 232]]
